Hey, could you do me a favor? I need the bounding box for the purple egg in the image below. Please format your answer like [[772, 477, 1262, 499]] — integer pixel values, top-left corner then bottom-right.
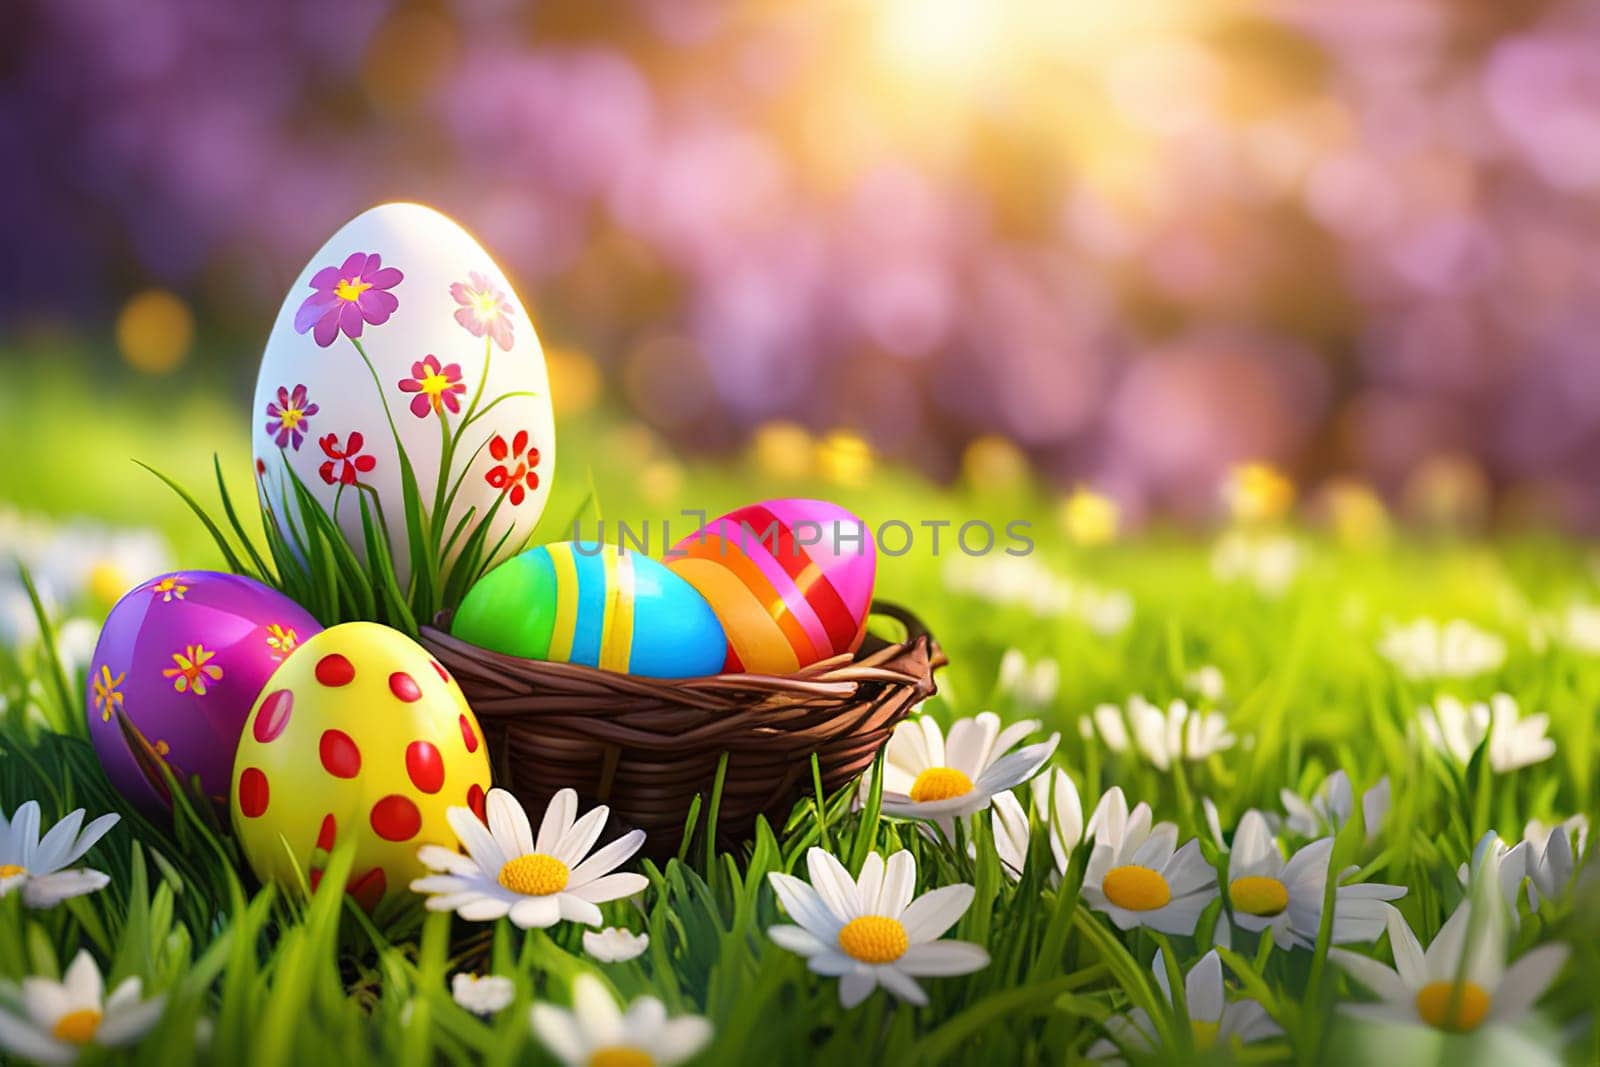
[[86, 571, 322, 816]]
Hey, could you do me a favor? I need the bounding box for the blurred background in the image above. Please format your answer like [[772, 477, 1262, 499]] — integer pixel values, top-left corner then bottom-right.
[[4, 0, 1600, 532]]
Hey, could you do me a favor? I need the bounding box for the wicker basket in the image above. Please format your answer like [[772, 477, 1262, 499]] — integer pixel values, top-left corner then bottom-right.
[[418, 601, 944, 858]]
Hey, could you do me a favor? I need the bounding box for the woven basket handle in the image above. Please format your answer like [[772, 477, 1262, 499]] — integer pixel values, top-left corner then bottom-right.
[[867, 600, 948, 671]]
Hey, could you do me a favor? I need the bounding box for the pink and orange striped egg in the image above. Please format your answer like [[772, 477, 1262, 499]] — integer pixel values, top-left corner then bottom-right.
[[668, 499, 876, 675]]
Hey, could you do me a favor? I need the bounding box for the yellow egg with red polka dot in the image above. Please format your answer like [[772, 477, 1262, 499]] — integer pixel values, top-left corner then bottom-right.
[[229, 621, 491, 910]]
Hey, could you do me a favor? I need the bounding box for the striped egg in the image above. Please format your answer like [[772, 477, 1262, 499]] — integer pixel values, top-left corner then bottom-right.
[[668, 499, 876, 675], [451, 542, 728, 678]]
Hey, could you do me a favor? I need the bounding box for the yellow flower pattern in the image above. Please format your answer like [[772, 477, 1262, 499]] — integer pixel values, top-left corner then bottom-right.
[[152, 575, 189, 602], [92, 665, 126, 722], [163, 644, 223, 696], [265, 623, 299, 659]]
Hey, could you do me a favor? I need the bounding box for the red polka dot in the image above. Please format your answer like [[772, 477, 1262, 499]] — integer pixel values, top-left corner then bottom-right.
[[238, 768, 269, 818], [459, 714, 479, 753], [319, 729, 361, 778], [370, 795, 422, 842], [348, 867, 387, 912], [315, 653, 355, 687], [467, 783, 486, 822], [431, 659, 450, 683], [388, 671, 421, 702], [255, 458, 266, 477], [315, 813, 337, 852], [253, 689, 293, 743], [406, 741, 444, 793]]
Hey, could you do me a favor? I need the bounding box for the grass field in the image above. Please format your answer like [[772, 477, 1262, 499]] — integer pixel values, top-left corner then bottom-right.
[[1, 366, 1597, 1065]]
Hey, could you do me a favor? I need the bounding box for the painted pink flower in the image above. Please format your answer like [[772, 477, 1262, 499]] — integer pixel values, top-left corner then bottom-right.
[[398, 355, 466, 419], [264, 383, 320, 449], [294, 252, 403, 347], [450, 271, 514, 351], [318, 431, 377, 486], [486, 431, 541, 506]]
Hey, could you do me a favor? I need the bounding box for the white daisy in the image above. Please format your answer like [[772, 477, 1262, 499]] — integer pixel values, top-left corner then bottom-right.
[[1185, 665, 1226, 702], [1417, 694, 1554, 773], [583, 927, 650, 964], [1553, 603, 1600, 653], [766, 848, 989, 1008], [52, 619, 101, 679], [1330, 900, 1568, 1037], [1093, 696, 1235, 770], [1075, 586, 1135, 636], [410, 788, 648, 929], [450, 973, 514, 1016], [1523, 816, 1587, 910], [0, 801, 120, 909], [990, 791, 1031, 882], [941, 556, 1133, 633], [1281, 771, 1390, 844], [1456, 832, 1531, 922], [1087, 949, 1281, 1062], [1226, 811, 1405, 950], [0, 949, 164, 1065], [876, 712, 1059, 838], [1210, 531, 1302, 597], [1378, 618, 1505, 680], [989, 768, 1084, 882], [1081, 788, 1218, 936], [995, 648, 1059, 710], [1088, 704, 1130, 754], [530, 974, 710, 1067]]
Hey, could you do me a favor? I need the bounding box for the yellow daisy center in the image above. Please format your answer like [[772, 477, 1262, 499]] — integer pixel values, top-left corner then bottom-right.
[[909, 766, 974, 803], [421, 371, 452, 397], [1102, 865, 1172, 911], [51, 1008, 102, 1045], [0, 864, 25, 878], [334, 277, 372, 302], [1229, 875, 1290, 917], [1415, 980, 1491, 1033], [1190, 1019, 1220, 1049], [280, 408, 304, 428], [588, 1048, 654, 1067], [498, 853, 569, 896], [471, 290, 500, 315], [837, 915, 910, 964]]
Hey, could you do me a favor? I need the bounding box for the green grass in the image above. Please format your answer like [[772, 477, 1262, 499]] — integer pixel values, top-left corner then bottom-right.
[[2, 366, 1599, 1064]]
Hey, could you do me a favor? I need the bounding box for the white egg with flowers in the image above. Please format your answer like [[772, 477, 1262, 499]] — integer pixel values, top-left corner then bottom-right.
[[252, 203, 554, 587]]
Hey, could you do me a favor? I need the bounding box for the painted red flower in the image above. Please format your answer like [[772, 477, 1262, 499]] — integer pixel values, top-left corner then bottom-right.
[[485, 431, 541, 506], [318, 431, 377, 486], [397, 355, 466, 419]]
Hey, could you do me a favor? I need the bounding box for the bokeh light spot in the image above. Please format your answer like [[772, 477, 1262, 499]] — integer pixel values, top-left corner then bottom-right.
[[115, 290, 193, 375]]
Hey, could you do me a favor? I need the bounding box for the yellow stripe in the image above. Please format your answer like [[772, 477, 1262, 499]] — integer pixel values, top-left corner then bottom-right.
[[547, 543, 579, 662], [599, 551, 635, 672], [670, 558, 800, 675]]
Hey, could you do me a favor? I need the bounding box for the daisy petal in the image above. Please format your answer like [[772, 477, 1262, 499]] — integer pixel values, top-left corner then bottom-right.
[[875, 966, 928, 1005], [1489, 944, 1569, 1022], [896, 940, 990, 977], [899, 884, 975, 943], [566, 831, 645, 889], [807, 848, 863, 921], [537, 790, 578, 855]]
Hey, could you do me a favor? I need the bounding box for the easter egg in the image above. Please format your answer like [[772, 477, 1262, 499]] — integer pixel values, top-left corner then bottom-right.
[[451, 542, 728, 678], [86, 571, 323, 816], [230, 622, 491, 909], [667, 499, 876, 674], [252, 202, 555, 586]]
